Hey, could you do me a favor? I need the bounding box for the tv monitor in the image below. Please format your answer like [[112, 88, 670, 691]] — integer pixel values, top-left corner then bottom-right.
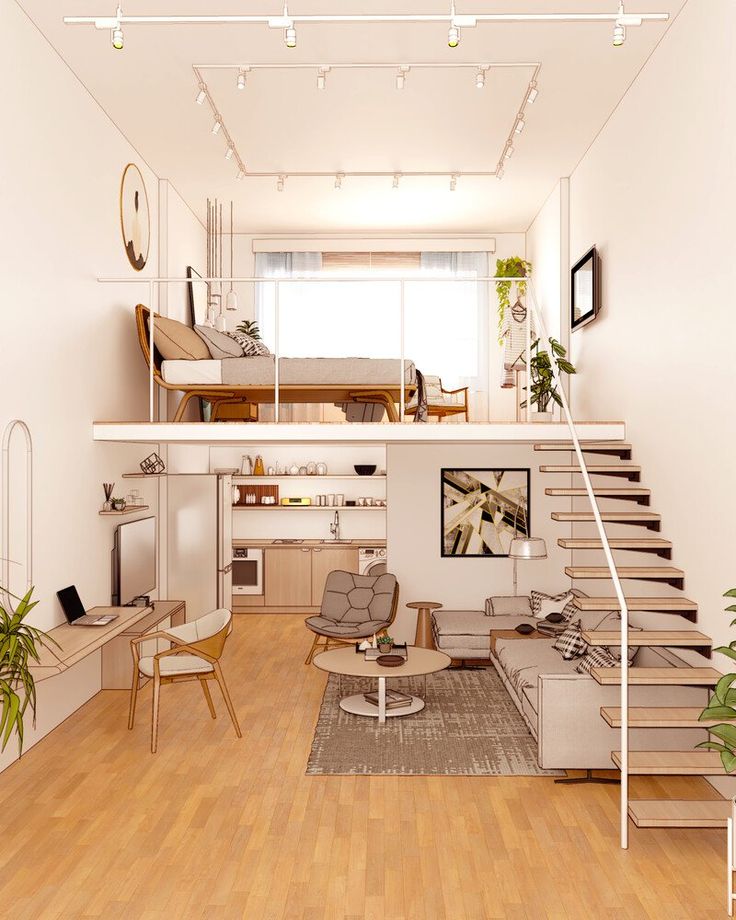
[[112, 516, 156, 606]]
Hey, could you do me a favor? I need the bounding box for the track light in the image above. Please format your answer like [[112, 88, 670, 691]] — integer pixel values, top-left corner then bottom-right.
[[236, 169, 245, 180], [449, 174, 457, 191], [448, 26, 460, 47], [110, 5, 123, 49], [334, 173, 344, 190], [393, 174, 400, 189], [527, 82, 539, 103], [277, 175, 285, 191], [285, 25, 297, 47], [614, 2, 627, 45], [475, 68, 486, 89], [225, 146, 234, 160], [237, 69, 246, 90], [396, 66, 409, 90], [317, 66, 329, 90], [212, 116, 222, 135], [496, 166, 504, 180], [505, 145, 514, 159], [195, 84, 207, 105], [514, 115, 525, 134]]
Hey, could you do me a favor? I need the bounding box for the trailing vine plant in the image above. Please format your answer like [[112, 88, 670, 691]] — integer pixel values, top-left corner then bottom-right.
[[696, 588, 736, 771], [520, 337, 576, 413], [495, 257, 532, 345]]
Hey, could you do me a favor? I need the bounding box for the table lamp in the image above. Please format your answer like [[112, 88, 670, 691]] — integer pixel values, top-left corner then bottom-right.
[[509, 536, 547, 595]]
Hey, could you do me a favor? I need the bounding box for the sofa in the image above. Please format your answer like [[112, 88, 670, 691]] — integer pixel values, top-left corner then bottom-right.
[[432, 595, 706, 771]]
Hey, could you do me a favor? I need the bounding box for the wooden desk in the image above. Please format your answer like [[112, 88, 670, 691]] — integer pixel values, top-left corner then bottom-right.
[[32, 601, 186, 689]]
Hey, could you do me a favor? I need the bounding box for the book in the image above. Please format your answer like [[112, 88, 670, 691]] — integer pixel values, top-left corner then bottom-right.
[[363, 688, 413, 709]]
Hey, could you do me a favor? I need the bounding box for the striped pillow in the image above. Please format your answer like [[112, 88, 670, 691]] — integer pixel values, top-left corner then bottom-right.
[[531, 589, 585, 620], [227, 331, 271, 357], [552, 620, 588, 660], [576, 646, 618, 674]]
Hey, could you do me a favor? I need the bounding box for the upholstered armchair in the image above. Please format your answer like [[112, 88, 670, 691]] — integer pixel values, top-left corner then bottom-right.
[[304, 570, 399, 664], [128, 607, 241, 752], [405, 375, 469, 421]]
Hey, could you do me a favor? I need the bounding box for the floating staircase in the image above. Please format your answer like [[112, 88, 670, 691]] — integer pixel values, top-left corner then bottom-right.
[[538, 438, 726, 829]]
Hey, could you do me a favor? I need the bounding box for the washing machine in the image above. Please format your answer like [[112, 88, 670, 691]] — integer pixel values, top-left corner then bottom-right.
[[359, 546, 387, 576]]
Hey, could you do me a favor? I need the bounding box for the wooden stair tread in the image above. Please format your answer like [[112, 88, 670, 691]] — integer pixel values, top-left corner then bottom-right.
[[601, 707, 716, 728], [611, 751, 725, 775], [534, 441, 631, 451], [584, 630, 709, 648], [551, 511, 660, 521], [546, 488, 650, 497], [558, 537, 672, 557], [566, 566, 683, 579], [628, 800, 730, 828], [592, 667, 720, 686], [540, 464, 641, 474], [574, 596, 697, 611]]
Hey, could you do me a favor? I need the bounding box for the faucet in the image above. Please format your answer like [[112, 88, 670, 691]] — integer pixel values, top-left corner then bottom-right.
[[329, 510, 341, 542]]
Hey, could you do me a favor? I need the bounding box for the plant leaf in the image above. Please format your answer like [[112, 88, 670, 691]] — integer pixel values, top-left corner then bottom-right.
[[707, 723, 736, 747], [700, 705, 736, 721], [696, 741, 728, 752], [724, 589, 736, 598], [714, 673, 736, 706], [723, 750, 736, 773], [714, 647, 736, 663]]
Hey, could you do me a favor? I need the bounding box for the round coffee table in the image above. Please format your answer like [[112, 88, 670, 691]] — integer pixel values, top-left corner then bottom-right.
[[313, 646, 451, 724]]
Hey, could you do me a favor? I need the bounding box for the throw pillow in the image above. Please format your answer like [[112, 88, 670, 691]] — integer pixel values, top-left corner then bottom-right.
[[574, 609, 622, 632], [552, 620, 588, 660], [538, 593, 574, 621], [152, 315, 211, 361], [484, 595, 533, 617], [576, 646, 618, 675], [530, 588, 584, 620], [228, 331, 271, 357], [195, 324, 244, 359]]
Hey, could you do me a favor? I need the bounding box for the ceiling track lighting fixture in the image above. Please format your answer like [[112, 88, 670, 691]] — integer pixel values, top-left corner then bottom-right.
[[317, 66, 330, 89], [527, 81, 539, 103], [396, 65, 410, 90], [475, 66, 488, 89], [236, 68, 248, 89], [334, 173, 344, 190], [277, 175, 286, 191], [393, 174, 401, 189], [225, 146, 234, 160], [195, 83, 207, 104], [514, 114, 526, 134], [211, 115, 222, 135], [236, 169, 245, 180], [504, 145, 514, 159], [111, 4, 123, 48], [496, 166, 504, 180], [449, 174, 458, 191]]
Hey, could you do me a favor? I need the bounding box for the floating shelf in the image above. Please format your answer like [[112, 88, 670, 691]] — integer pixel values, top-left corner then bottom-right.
[[233, 474, 386, 481], [232, 505, 386, 511], [99, 505, 150, 516]]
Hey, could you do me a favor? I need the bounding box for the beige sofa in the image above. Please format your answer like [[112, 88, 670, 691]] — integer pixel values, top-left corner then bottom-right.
[[432, 602, 706, 772]]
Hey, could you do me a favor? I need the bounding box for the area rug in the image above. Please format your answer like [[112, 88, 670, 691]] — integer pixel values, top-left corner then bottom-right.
[[306, 667, 564, 776]]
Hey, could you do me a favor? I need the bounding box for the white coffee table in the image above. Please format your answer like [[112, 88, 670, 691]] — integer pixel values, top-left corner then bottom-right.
[[312, 646, 451, 724]]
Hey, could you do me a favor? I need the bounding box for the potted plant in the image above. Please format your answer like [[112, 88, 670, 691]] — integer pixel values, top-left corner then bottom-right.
[[495, 257, 532, 345], [377, 634, 394, 654], [111, 498, 126, 511], [696, 589, 736, 771], [520, 337, 576, 420], [0, 586, 58, 754], [236, 319, 262, 341]]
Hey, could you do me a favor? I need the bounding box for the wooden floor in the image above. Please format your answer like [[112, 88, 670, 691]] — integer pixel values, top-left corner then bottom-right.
[[0, 615, 727, 919]]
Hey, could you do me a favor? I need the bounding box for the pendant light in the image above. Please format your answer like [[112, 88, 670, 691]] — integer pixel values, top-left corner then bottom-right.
[[225, 201, 238, 312]]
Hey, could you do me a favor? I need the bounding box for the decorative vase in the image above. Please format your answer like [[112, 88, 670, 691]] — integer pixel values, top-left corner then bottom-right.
[[253, 455, 265, 476], [289, 463, 300, 476], [102, 500, 112, 512], [316, 462, 327, 476]]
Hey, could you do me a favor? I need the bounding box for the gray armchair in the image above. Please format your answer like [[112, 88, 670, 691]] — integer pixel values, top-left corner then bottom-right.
[[304, 570, 399, 664]]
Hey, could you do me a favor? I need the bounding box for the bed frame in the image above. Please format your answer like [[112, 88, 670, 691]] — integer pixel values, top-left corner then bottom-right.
[[135, 305, 415, 422]]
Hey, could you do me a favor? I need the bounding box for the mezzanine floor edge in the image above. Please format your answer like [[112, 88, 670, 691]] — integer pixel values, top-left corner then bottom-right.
[[92, 420, 626, 445]]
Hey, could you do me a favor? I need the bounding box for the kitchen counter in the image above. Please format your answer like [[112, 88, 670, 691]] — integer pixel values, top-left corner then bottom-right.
[[233, 539, 386, 547]]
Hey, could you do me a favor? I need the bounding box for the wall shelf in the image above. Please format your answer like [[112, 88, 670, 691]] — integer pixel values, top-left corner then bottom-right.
[[99, 505, 150, 516], [232, 505, 386, 511], [233, 475, 386, 481]]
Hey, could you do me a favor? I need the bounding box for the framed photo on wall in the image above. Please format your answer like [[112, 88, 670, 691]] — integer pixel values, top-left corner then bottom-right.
[[441, 468, 530, 557], [571, 245, 600, 330]]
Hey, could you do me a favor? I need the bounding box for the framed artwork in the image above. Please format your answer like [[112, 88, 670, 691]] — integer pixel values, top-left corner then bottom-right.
[[187, 266, 208, 326], [571, 245, 600, 330], [441, 468, 529, 557], [119, 163, 150, 271]]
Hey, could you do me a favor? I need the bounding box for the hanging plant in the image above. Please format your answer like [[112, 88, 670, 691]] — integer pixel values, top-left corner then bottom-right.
[[496, 257, 532, 344]]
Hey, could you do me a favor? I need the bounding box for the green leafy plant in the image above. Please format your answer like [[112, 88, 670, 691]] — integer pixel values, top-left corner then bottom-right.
[[236, 319, 262, 341], [377, 635, 394, 646], [696, 589, 736, 772], [495, 257, 532, 344], [0, 587, 58, 754], [520, 337, 576, 413]]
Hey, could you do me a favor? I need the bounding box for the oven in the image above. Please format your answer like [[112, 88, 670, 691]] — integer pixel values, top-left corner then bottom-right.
[[232, 547, 264, 595]]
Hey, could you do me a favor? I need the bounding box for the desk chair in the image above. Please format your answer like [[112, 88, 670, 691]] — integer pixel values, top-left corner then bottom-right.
[[128, 607, 241, 752]]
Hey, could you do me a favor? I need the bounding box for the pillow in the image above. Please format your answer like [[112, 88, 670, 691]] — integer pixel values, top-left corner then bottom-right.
[[228, 331, 271, 357], [537, 593, 574, 621], [576, 646, 618, 674], [604, 624, 642, 665], [152, 315, 210, 360], [484, 595, 533, 617], [553, 620, 588, 660], [574, 609, 622, 632], [530, 589, 585, 620], [195, 324, 244, 359]]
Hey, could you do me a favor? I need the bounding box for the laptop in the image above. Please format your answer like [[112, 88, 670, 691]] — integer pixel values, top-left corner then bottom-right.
[[57, 585, 118, 627]]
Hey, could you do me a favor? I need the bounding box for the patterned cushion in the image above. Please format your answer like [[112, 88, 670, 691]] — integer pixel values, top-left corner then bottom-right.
[[552, 620, 588, 660], [227, 331, 271, 356], [576, 646, 618, 674], [530, 589, 586, 620]]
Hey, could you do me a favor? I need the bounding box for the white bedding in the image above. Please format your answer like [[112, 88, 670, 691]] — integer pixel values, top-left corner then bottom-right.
[[161, 359, 222, 385]]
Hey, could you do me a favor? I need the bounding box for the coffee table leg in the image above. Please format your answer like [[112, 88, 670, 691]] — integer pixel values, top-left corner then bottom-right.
[[378, 676, 386, 724]]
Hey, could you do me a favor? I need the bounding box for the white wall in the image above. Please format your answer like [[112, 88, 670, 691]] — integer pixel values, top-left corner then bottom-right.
[[386, 444, 572, 642], [526, 182, 562, 342], [0, 0, 167, 767], [559, 2, 736, 785]]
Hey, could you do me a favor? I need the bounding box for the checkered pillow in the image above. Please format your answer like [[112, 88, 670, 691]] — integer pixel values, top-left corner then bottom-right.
[[531, 589, 586, 620], [576, 646, 618, 674], [227, 331, 271, 356], [552, 619, 588, 660]]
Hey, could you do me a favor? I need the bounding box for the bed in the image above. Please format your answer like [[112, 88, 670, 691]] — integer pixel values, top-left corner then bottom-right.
[[135, 304, 418, 422]]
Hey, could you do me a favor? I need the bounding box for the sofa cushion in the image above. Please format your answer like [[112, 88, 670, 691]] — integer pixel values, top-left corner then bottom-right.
[[432, 611, 536, 654], [576, 646, 618, 674], [153, 314, 211, 360], [531, 589, 585, 620], [484, 595, 533, 617], [552, 619, 588, 660], [495, 638, 579, 700]]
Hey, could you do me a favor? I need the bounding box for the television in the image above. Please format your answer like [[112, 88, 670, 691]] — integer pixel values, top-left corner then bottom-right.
[[112, 516, 156, 606]]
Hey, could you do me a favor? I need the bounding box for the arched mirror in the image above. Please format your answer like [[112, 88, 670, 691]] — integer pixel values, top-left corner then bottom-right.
[[2, 420, 33, 612]]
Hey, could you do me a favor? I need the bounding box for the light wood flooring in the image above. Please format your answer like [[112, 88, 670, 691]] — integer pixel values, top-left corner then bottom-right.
[[0, 615, 727, 919]]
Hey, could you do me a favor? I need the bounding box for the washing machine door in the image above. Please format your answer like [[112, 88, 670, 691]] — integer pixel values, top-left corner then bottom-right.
[[364, 559, 387, 577]]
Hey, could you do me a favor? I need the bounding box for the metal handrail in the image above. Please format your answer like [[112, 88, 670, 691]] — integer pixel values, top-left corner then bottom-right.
[[523, 280, 630, 850]]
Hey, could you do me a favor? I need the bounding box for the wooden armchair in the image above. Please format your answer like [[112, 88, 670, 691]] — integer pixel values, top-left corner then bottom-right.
[[128, 608, 241, 752], [405, 375, 469, 422]]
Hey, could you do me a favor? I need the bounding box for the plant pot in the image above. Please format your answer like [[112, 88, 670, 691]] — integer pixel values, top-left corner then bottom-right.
[[378, 642, 394, 654], [112, 500, 126, 511], [533, 410, 555, 422]]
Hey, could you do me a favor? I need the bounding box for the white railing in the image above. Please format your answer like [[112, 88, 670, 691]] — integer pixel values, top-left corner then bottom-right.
[[729, 799, 736, 915]]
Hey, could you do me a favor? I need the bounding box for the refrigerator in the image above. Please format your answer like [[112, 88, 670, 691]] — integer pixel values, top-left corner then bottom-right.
[[167, 474, 232, 618]]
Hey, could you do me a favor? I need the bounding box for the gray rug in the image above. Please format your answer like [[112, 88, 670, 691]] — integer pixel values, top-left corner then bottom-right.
[[306, 667, 564, 776]]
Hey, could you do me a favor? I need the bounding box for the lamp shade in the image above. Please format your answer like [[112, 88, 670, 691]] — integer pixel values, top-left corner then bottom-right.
[[508, 537, 547, 560]]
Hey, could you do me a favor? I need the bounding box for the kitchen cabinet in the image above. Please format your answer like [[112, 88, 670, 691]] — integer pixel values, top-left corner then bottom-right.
[[264, 547, 312, 607], [310, 547, 360, 606]]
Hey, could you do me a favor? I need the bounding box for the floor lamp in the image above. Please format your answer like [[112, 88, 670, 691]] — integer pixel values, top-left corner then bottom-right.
[[509, 537, 547, 595]]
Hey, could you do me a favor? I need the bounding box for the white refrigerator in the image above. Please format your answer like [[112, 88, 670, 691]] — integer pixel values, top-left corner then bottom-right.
[[167, 474, 232, 618]]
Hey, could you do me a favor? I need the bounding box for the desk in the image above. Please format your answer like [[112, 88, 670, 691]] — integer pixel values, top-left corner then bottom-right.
[[32, 601, 186, 689]]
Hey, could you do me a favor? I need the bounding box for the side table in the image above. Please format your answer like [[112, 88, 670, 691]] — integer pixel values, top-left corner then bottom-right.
[[407, 601, 443, 649]]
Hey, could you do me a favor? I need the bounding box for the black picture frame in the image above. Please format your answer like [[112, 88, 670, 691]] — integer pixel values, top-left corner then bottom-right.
[[571, 245, 600, 331], [440, 468, 530, 558], [187, 266, 208, 327]]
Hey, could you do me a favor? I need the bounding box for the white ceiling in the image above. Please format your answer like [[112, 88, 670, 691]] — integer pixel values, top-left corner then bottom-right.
[[19, 1, 685, 233]]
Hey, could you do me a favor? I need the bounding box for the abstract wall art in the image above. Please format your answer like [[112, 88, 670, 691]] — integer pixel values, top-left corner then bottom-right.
[[441, 468, 530, 557], [120, 163, 150, 271]]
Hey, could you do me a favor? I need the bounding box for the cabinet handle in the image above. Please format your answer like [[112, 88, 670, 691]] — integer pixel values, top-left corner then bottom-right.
[[313, 548, 322, 553], [301, 547, 311, 552]]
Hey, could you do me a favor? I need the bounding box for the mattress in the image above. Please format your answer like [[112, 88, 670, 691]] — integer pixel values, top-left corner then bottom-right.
[[161, 356, 417, 388]]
